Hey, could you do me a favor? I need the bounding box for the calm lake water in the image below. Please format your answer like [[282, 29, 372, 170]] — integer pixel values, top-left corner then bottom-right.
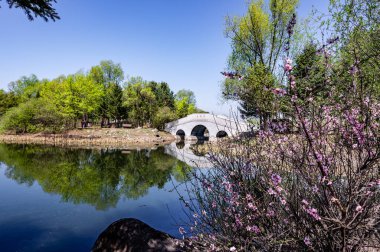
[[0, 143, 192, 252]]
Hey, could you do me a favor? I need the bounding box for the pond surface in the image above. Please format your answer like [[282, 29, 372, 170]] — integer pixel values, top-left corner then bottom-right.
[[0, 143, 192, 252]]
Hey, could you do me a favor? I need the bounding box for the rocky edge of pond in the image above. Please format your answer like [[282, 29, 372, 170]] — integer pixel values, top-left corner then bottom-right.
[[0, 128, 176, 148], [92, 218, 188, 252]]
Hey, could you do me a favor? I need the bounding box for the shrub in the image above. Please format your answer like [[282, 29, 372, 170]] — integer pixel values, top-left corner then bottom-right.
[[0, 99, 72, 133]]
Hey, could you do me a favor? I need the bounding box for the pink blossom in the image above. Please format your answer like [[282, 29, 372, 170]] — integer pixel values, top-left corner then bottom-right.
[[330, 197, 338, 203], [284, 58, 293, 72], [246, 194, 252, 201], [291, 95, 298, 102], [284, 64, 293, 72], [268, 188, 276, 195], [247, 202, 257, 211], [271, 174, 282, 185], [306, 208, 321, 221], [246, 225, 260, 233], [302, 199, 309, 205], [266, 210, 275, 217], [275, 186, 283, 193], [304, 236, 312, 246], [272, 88, 287, 96], [230, 246, 237, 251], [355, 205, 363, 213], [290, 80, 296, 88]]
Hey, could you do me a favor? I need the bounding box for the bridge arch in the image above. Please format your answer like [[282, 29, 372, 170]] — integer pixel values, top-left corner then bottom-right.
[[191, 125, 209, 140], [216, 130, 228, 138]]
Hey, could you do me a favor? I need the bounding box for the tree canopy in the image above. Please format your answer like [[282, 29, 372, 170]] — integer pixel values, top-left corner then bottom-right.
[[222, 0, 298, 124], [0, 60, 203, 133]]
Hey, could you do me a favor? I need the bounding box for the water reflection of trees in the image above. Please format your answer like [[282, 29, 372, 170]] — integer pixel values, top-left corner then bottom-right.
[[0, 144, 190, 210]]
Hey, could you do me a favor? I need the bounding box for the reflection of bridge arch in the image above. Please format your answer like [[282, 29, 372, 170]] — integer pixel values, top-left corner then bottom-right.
[[165, 113, 250, 141], [164, 142, 213, 168], [176, 129, 185, 140]]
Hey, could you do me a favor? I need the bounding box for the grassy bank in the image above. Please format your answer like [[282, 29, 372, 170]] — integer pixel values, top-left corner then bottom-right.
[[0, 128, 175, 149]]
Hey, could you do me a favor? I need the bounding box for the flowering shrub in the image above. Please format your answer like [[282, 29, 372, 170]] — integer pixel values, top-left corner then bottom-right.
[[178, 18, 380, 252]]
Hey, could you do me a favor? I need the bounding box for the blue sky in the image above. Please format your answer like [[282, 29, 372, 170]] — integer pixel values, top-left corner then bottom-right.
[[0, 0, 328, 115]]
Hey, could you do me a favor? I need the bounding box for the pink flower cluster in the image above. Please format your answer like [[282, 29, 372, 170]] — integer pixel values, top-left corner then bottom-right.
[[302, 200, 321, 221], [271, 88, 287, 96], [284, 58, 293, 72]]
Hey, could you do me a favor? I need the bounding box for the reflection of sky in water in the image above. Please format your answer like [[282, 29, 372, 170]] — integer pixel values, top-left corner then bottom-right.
[[0, 157, 188, 252]]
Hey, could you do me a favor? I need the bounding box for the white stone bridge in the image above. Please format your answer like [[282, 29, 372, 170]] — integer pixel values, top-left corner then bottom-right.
[[164, 113, 250, 141]]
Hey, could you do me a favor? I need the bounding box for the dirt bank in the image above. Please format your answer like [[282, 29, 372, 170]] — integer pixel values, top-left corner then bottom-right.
[[0, 128, 176, 149]]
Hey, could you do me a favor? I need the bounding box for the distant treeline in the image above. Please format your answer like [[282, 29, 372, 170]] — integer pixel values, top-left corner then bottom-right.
[[0, 60, 206, 133]]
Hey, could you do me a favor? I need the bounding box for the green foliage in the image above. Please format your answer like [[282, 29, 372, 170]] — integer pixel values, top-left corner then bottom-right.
[[89, 60, 124, 87], [175, 89, 196, 105], [148, 81, 176, 109], [123, 79, 196, 128], [238, 64, 278, 119], [8, 74, 42, 103], [291, 43, 326, 104], [0, 99, 67, 133], [89, 60, 125, 126], [0, 90, 18, 117], [175, 96, 196, 118], [41, 74, 104, 121], [223, 0, 299, 120], [324, 0, 380, 103], [174, 89, 197, 118], [225, 0, 298, 74], [1, 61, 200, 133], [152, 106, 177, 130], [123, 80, 157, 127]]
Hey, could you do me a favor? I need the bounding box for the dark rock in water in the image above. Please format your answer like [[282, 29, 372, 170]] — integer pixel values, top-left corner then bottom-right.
[[92, 218, 184, 252]]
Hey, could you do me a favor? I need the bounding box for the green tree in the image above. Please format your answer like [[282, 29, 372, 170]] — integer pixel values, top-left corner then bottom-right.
[[148, 81, 175, 109], [317, 0, 380, 105], [2, 0, 60, 21], [0, 98, 69, 133], [291, 43, 326, 104], [236, 63, 278, 125], [89, 60, 125, 127], [123, 81, 157, 127], [8, 74, 42, 102], [0, 90, 18, 117], [175, 89, 196, 105], [174, 89, 197, 118], [152, 106, 177, 130], [40, 74, 104, 127], [223, 0, 298, 122]]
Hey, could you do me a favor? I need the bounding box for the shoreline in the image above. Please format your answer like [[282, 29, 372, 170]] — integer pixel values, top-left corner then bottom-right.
[[0, 128, 176, 149]]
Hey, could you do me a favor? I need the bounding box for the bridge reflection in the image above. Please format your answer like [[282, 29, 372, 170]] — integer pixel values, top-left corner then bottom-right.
[[164, 142, 213, 168]]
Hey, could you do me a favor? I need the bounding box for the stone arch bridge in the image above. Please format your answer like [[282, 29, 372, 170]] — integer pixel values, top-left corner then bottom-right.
[[164, 113, 250, 141]]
